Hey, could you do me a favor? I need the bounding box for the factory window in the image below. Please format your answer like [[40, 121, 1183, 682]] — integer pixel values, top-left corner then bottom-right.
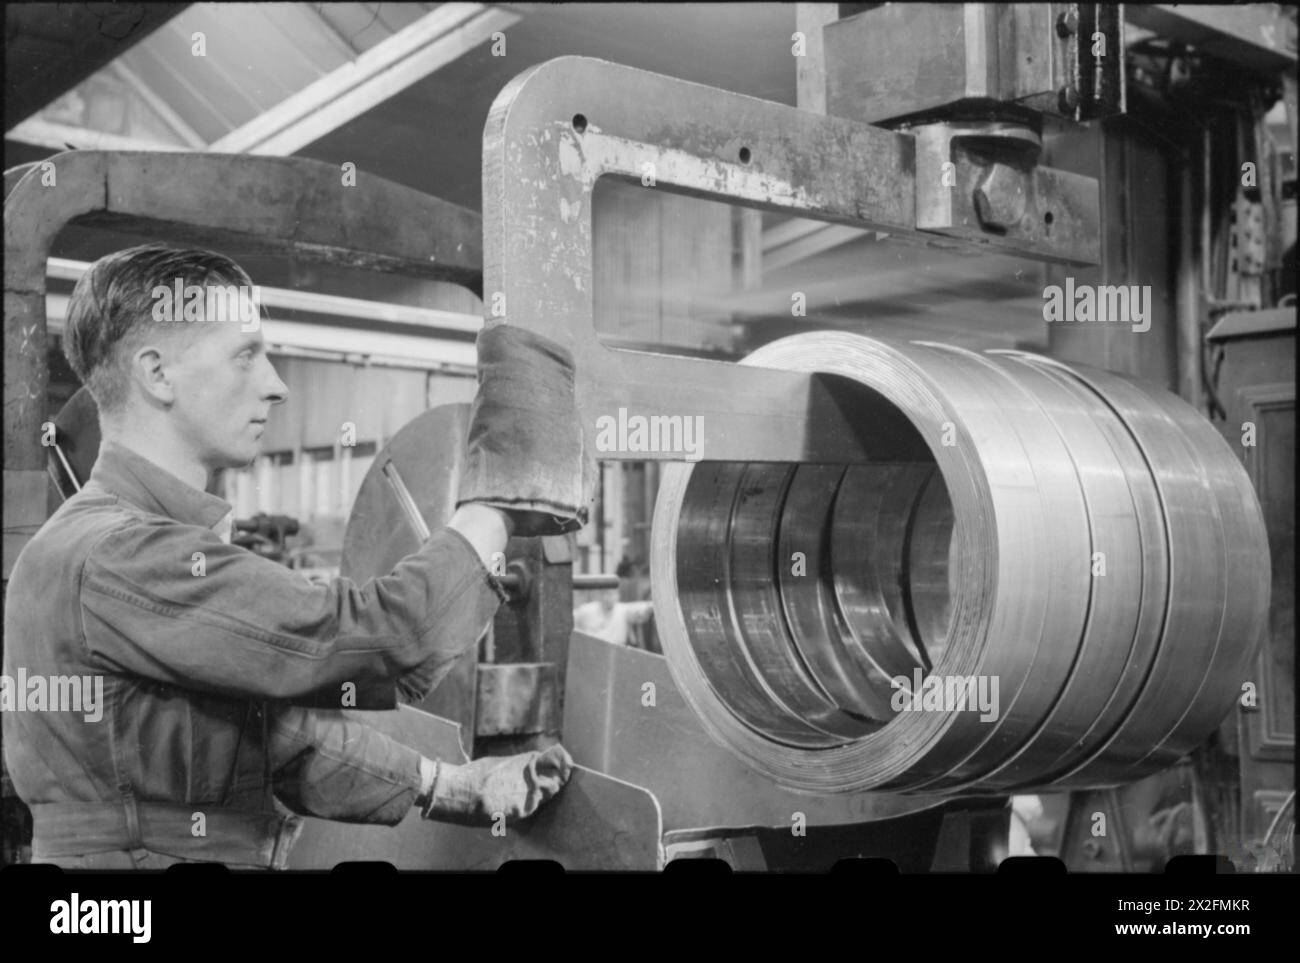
[[302, 446, 336, 518], [231, 468, 257, 519], [262, 451, 296, 516], [219, 451, 297, 518], [254, 453, 273, 513]]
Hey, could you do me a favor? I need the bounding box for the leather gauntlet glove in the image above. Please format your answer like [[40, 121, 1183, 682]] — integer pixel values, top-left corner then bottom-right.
[[456, 322, 595, 536]]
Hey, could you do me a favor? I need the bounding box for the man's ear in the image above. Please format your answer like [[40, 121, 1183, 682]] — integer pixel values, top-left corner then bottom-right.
[[130, 343, 176, 406]]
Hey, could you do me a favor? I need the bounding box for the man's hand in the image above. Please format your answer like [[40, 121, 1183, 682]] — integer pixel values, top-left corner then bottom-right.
[[456, 322, 594, 536], [419, 744, 575, 824], [446, 503, 514, 568]]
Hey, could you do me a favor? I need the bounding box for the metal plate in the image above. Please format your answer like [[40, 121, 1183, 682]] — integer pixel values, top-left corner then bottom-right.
[[289, 705, 662, 870], [561, 629, 949, 831]]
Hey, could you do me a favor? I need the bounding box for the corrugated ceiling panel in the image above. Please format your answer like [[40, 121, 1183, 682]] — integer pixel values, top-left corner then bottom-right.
[[314, 2, 438, 55], [116, 3, 376, 142]]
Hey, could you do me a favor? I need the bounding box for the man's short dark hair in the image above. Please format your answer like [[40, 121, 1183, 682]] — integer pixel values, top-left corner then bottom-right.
[[63, 244, 255, 413]]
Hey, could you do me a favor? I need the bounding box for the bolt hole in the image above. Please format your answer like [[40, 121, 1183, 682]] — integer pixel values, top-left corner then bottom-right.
[[572, 114, 588, 133], [738, 146, 752, 164], [1044, 211, 1055, 226]]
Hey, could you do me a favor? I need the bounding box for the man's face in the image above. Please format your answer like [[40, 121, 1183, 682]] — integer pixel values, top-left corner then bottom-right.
[[600, 587, 619, 613], [163, 296, 288, 470]]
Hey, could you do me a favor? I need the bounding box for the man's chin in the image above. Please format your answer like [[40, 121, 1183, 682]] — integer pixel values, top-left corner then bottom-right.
[[208, 448, 259, 471]]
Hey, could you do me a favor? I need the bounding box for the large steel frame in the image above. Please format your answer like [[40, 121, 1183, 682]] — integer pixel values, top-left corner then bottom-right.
[[481, 57, 1099, 468]]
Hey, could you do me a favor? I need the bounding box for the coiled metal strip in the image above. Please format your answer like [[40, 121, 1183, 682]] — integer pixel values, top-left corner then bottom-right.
[[651, 333, 1269, 794]]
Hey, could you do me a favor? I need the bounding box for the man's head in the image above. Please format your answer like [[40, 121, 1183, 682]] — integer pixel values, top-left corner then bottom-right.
[[63, 244, 288, 471], [598, 586, 619, 614]]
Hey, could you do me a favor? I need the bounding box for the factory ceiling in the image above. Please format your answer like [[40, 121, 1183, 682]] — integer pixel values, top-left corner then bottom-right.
[[9, 4, 1289, 351], [6, 3, 799, 209], [4, 2, 190, 131]]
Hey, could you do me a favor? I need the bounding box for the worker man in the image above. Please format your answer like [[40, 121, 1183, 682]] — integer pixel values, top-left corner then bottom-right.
[[574, 586, 654, 648], [2, 244, 591, 869]]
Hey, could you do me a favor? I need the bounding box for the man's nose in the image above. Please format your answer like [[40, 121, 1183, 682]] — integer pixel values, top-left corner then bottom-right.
[[262, 359, 290, 405]]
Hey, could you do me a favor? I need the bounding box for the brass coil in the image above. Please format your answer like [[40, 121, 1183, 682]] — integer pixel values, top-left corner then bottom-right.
[[651, 333, 1269, 794]]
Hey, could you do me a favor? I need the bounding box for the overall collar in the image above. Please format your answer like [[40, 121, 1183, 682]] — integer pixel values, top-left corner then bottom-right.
[[89, 440, 233, 531]]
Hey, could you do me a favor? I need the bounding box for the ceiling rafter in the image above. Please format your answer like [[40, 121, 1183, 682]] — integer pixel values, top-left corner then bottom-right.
[[4, 117, 187, 152], [300, 4, 361, 61], [209, 3, 519, 156], [110, 60, 207, 148], [763, 219, 886, 271]]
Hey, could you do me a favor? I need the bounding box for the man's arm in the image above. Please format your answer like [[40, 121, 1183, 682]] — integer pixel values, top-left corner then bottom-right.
[[391, 504, 512, 703], [79, 519, 505, 703], [623, 600, 655, 624], [269, 705, 424, 825], [269, 705, 573, 827]]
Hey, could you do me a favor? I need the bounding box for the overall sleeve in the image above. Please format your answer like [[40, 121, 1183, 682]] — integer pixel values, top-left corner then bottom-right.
[[79, 521, 506, 703], [267, 705, 425, 825]]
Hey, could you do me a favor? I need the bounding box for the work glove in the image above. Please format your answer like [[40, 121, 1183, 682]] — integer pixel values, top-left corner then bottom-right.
[[420, 744, 575, 825], [456, 322, 595, 537]]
